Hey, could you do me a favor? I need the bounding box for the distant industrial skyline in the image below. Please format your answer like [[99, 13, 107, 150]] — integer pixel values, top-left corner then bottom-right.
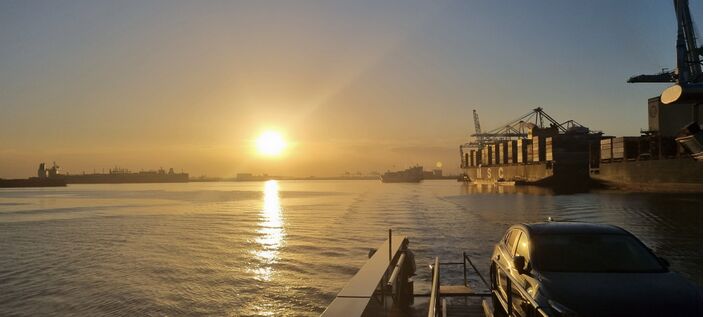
[[1, 0, 701, 178]]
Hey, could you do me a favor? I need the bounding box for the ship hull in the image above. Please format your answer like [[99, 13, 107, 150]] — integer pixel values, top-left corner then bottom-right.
[[591, 158, 702, 192], [380, 176, 423, 183], [463, 161, 594, 188], [58, 174, 189, 184], [0, 178, 67, 188]]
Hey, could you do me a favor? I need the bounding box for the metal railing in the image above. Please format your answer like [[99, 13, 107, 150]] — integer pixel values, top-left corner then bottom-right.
[[438, 252, 491, 293], [428, 257, 441, 317], [321, 232, 411, 317], [387, 253, 406, 288], [493, 264, 550, 317]]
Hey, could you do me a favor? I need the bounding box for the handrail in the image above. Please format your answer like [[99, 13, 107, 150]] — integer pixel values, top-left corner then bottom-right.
[[428, 257, 441, 317], [463, 253, 491, 289], [494, 264, 550, 317], [387, 253, 406, 287], [321, 235, 409, 317]]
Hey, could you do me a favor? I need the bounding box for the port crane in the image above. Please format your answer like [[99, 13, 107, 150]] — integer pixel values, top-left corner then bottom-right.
[[628, 0, 702, 104], [472, 110, 484, 149], [472, 107, 593, 141], [463, 107, 594, 148], [628, 0, 702, 160], [459, 108, 594, 167]]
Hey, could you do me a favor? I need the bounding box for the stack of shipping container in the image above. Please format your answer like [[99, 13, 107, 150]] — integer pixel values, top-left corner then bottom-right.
[[599, 135, 680, 162]]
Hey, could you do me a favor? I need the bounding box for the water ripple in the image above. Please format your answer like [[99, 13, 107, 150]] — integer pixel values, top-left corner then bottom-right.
[[0, 181, 700, 316]]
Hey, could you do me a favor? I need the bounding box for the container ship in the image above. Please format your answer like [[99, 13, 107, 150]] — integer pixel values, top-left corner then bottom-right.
[[460, 108, 601, 188], [381, 166, 423, 183], [589, 0, 702, 192], [45, 163, 189, 184]]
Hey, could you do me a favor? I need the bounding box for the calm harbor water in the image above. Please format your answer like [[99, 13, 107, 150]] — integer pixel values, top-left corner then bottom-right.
[[0, 180, 701, 316]]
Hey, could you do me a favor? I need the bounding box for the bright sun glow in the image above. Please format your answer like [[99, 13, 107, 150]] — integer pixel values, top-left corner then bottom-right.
[[256, 131, 286, 156]]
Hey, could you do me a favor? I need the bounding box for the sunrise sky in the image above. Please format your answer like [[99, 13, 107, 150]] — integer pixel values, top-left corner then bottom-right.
[[1, 0, 702, 178]]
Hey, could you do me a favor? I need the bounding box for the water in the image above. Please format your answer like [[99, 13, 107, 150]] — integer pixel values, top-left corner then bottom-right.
[[0, 181, 701, 316]]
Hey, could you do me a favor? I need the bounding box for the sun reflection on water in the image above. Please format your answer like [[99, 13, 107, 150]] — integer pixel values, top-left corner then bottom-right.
[[253, 180, 285, 281]]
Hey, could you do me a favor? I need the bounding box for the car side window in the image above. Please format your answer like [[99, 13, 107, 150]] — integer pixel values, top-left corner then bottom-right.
[[515, 232, 530, 260], [505, 230, 520, 253]]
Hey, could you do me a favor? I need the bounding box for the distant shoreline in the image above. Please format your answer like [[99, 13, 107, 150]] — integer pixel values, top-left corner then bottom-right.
[[190, 176, 460, 182]]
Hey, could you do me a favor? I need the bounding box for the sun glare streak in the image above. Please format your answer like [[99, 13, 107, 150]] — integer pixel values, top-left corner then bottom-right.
[[252, 180, 285, 281]]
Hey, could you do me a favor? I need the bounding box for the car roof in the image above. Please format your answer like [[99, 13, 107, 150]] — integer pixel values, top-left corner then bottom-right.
[[514, 222, 629, 236]]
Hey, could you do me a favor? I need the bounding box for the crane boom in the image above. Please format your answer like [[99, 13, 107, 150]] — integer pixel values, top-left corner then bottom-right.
[[472, 109, 483, 148], [628, 0, 702, 85]]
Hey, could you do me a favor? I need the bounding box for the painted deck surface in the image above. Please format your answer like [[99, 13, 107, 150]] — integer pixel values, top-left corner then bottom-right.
[[439, 285, 474, 297], [410, 297, 489, 317]]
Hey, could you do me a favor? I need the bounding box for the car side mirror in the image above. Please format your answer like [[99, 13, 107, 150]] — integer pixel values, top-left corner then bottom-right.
[[513, 255, 528, 274]]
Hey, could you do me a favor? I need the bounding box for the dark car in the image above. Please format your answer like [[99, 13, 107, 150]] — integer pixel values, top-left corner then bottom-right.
[[490, 222, 702, 317]]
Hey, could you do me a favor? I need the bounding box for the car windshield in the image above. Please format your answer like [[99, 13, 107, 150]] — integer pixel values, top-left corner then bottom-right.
[[532, 234, 665, 272]]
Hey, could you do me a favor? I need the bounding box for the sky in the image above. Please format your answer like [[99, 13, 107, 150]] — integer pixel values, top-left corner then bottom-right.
[[1, 0, 702, 178]]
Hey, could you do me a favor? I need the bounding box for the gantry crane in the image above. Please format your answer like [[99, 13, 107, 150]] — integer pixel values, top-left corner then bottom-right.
[[472, 109, 483, 148], [628, 0, 702, 104]]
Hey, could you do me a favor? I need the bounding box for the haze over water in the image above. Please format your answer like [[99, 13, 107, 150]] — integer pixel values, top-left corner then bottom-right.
[[1, 180, 700, 316]]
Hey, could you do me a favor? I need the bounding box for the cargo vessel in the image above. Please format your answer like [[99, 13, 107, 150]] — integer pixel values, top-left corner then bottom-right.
[[381, 166, 423, 183], [460, 108, 601, 188], [59, 167, 189, 184], [44, 162, 189, 184], [589, 0, 702, 192]]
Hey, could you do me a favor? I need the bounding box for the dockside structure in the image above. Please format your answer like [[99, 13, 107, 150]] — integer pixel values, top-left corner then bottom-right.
[[460, 108, 601, 187]]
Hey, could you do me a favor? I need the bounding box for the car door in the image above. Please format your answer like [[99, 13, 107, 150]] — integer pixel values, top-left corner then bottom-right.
[[510, 231, 532, 317], [496, 229, 520, 306]]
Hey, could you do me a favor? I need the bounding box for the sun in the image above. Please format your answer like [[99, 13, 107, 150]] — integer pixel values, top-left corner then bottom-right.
[[256, 131, 286, 156]]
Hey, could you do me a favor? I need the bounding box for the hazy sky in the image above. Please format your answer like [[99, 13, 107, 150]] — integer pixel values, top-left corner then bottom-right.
[[1, 0, 702, 178]]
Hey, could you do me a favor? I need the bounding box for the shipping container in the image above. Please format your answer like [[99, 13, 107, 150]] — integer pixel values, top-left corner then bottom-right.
[[517, 139, 531, 163], [498, 143, 504, 164], [488, 145, 494, 165], [637, 135, 679, 160], [637, 137, 651, 159], [532, 136, 546, 162], [612, 137, 639, 160], [600, 138, 613, 161], [507, 140, 517, 164], [527, 141, 534, 163], [482, 147, 488, 165], [517, 141, 523, 163], [475, 149, 482, 166], [546, 137, 553, 161]]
